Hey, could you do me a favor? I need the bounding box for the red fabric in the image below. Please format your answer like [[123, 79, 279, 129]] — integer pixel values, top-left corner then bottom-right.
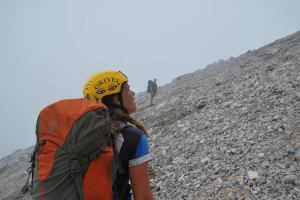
[[37, 142, 57, 180], [83, 146, 113, 200]]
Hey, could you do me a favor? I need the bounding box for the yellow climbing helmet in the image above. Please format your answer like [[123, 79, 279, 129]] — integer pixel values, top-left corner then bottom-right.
[[82, 70, 128, 103]]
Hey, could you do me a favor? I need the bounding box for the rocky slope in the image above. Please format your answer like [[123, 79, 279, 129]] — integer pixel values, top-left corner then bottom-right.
[[135, 30, 300, 200], [1, 30, 300, 200], [0, 147, 33, 200]]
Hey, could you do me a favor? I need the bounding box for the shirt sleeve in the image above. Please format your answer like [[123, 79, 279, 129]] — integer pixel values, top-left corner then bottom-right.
[[128, 134, 152, 167]]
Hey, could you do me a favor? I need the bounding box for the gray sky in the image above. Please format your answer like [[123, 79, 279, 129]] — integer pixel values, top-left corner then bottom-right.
[[0, 0, 299, 158]]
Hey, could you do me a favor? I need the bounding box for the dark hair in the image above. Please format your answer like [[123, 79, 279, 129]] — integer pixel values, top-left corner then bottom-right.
[[102, 89, 149, 137]]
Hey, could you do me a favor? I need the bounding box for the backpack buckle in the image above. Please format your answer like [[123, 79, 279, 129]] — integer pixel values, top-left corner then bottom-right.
[[88, 149, 109, 160], [70, 158, 81, 175]]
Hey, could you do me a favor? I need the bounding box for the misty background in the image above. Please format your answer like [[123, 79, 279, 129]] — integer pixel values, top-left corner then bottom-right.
[[0, 0, 299, 158]]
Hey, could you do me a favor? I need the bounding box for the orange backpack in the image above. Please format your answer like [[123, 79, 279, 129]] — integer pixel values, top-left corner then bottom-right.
[[25, 98, 122, 200]]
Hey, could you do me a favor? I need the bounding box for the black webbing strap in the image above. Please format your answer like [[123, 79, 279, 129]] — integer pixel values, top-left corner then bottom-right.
[[112, 133, 124, 176], [21, 135, 44, 195], [70, 155, 83, 200], [80, 148, 110, 164]]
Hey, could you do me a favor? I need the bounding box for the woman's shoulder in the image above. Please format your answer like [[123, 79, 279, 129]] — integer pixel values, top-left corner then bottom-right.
[[122, 126, 145, 137]]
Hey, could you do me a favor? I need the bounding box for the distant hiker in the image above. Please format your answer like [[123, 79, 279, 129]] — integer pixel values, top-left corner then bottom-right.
[[147, 78, 157, 105], [25, 70, 153, 200]]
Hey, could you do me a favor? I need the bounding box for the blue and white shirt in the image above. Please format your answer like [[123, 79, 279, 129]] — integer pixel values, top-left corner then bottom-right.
[[114, 126, 152, 200]]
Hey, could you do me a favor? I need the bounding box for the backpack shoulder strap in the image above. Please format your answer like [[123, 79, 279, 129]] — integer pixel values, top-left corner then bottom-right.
[[111, 120, 134, 134]]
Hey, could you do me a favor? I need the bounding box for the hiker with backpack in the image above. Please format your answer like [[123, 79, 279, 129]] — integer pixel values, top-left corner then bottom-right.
[[27, 70, 153, 200], [82, 70, 154, 200], [147, 79, 157, 105]]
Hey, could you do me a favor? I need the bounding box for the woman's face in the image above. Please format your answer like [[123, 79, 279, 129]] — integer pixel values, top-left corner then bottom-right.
[[121, 83, 137, 114]]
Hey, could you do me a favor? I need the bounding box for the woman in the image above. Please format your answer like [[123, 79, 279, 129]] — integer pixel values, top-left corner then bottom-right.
[[82, 70, 154, 200]]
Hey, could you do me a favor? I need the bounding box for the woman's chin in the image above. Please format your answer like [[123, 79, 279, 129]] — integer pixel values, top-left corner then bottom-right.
[[129, 106, 137, 114]]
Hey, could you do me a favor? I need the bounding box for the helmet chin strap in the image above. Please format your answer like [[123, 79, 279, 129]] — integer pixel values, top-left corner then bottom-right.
[[118, 93, 129, 114]]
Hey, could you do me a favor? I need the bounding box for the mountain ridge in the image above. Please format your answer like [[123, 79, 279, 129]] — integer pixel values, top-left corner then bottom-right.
[[1, 30, 300, 199]]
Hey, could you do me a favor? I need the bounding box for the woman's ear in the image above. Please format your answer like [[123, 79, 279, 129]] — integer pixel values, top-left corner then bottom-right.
[[112, 95, 121, 105]]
